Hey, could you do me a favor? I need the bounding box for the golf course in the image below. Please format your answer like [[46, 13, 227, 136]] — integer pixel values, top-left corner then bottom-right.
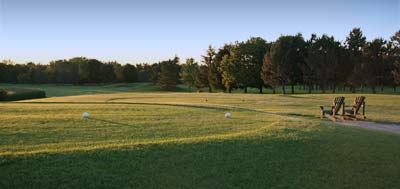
[[2, 0, 399, 188], [1, 84, 399, 188]]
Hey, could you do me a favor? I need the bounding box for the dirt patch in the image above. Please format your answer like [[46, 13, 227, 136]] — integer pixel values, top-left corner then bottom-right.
[[336, 120, 400, 134]]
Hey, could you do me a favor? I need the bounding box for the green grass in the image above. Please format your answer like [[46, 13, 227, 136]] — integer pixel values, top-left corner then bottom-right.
[[0, 83, 198, 97], [3, 88, 46, 101], [1, 88, 400, 188], [1, 83, 399, 98]]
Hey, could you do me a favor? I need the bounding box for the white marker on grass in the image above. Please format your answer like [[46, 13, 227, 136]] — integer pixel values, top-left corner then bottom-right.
[[83, 112, 89, 118], [225, 112, 231, 118]]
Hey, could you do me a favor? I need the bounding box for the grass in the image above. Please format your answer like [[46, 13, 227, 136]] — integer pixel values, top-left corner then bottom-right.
[[3, 88, 46, 101], [25, 92, 400, 124], [0, 85, 400, 188], [1, 83, 399, 98], [0, 83, 198, 97]]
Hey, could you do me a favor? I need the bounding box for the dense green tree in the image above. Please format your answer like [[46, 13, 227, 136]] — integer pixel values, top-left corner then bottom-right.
[[108, 61, 124, 82], [180, 58, 199, 89], [0, 62, 18, 83], [136, 63, 152, 82], [262, 35, 305, 94], [389, 31, 400, 91], [194, 65, 210, 92], [288, 34, 306, 94], [220, 53, 239, 93], [88, 59, 103, 83], [205, 45, 228, 92], [300, 34, 317, 93], [212, 45, 231, 92], [335, 47, 352, 93], [122, 64, 138, 82], [68, 57, 86, 83], [138, 70, 151, 82], [346, 28, 367, 92], [150, 63, 161, 83], [306, 34, 346, 93], [234, 37, 270, 93], [202, 46, 216, 92], [1, 28, 400, 94], [17, 73, 31, 83], [261, 51, 279, 94], [157, 58, 180, 90], [227, 42, 248, 93], [78, 58, 102, 83], [0, 63, 6, 82], [362, 38, 387, 93], [31, 64, 48, 84], [49, 59, 76, 83], [100, 63, 116, 83]]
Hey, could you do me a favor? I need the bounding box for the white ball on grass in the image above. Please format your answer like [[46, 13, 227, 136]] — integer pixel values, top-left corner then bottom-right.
[[225, 112, 231, 118], [83, 112, 89, 118]]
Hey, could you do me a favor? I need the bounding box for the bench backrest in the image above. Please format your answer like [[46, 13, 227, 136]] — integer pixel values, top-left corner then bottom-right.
[[332, 96, 345, 115], [352, 96, 365, 114]]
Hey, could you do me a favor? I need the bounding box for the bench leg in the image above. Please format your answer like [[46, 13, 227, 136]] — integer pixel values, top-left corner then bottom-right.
[[356, 114, 366, 120], [362, 102, 366, 119], [320, 106, 324, 120], [325, 115, 336, 122], [337, 116, 345, 121]]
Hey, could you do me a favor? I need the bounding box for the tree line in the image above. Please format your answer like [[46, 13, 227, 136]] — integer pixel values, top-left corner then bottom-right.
[[181, 28, 400, 94], [1, 28, 399, 94], [0, 57, 152, 84]]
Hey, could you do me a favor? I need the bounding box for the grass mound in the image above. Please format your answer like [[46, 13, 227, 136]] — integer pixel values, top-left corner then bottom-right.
[[0, 83, 198, 97], [0, 87, 7, 100], [0, 87, 46, 101]]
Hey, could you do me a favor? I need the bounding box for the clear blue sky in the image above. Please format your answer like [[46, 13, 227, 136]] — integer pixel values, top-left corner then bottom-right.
[[0, 0, 399, 64]]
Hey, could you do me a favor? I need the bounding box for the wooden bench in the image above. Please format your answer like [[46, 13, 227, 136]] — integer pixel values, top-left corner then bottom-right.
[[320, 96, 345, 122], [344, 96, 366, 120]]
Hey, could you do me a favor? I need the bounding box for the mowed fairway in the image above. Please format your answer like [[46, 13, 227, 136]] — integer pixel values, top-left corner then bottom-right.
[[1, 92, 400, 188]]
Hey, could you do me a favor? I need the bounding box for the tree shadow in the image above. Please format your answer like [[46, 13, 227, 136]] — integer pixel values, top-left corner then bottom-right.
[[2, 128, 400, 188], [18, 101, 316, 120], [89, 117, 136, 127], [286, 113, 318, 119]]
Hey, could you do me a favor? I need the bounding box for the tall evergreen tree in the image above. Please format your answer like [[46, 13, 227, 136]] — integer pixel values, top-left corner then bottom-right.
[[220, 53, 239, 93], [194, 65, 209, 92], [261, 51, 279, 94], [389, 31, 400, 91], [306, 35, 346, 93], [202, 45, 216, 92], [157, 58, 180, 90], [180, 58, 199, 89], [346, 28, 366, 92], [362, 38, 387, 93], [212, 45, 231, 92], [301, 34, 318, 93]]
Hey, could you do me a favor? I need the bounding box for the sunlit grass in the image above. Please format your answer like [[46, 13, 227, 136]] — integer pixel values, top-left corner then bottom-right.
[[22, 92, 400, 123], [1, 91, 400, 188]]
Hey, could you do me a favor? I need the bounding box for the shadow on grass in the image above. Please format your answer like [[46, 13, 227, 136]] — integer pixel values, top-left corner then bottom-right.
[[22, 101, 397, 126], [282, 95, 307, 98], [89, 118, 136, 127], [286, 113, 318, 119], [16, 101, 318, 121], [17, 101, 233, 112], [1, 127, 399, 188]]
